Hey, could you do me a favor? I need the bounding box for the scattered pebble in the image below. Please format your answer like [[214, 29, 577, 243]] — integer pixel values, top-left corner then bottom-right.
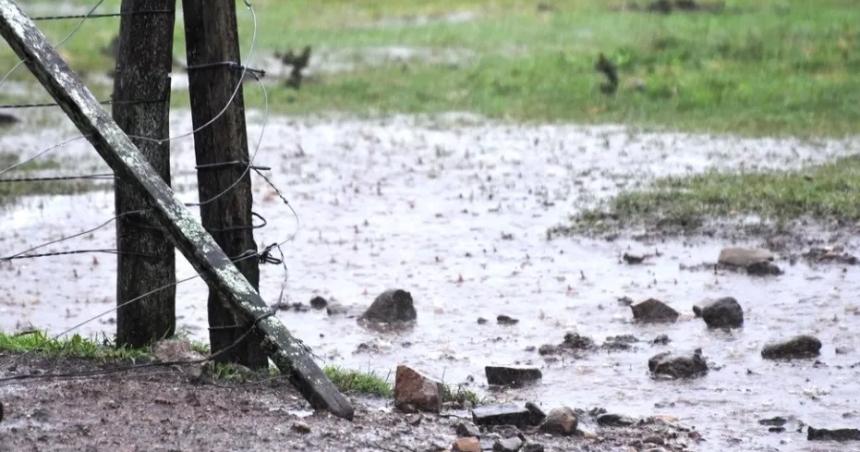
[[761, 335, 822, 360]]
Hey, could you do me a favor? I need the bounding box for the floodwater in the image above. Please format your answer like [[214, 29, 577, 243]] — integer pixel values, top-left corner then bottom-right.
[[2, 112, 860, 452]]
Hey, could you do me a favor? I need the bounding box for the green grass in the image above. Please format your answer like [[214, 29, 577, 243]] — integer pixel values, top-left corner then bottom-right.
[[0, 330, 150, 361], [324, 366, 394, 398], [570, 155, 860, 233], [2, 0, 859, 136]]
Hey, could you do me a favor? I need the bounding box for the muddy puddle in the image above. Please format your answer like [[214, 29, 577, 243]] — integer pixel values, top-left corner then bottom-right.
[[2, 112, 860, 451]]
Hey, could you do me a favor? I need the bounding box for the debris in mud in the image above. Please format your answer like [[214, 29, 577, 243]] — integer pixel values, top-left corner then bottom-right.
[[804, 246, 859, 265], [272, 301, 310, 312], [473, 404, 545, 428], [562, 332, 597, 351], [595, 53, 619, 95], [622, 252, 648, 264], [807, 427, 860, 441], [493, 436, 524, 452], [652, 334, 671, 345], [759, 416, 788, 427], [394, 365, 444, 413], [761, 335, 822, 360], [497, 315, 519, 325], [276, 46, 312, 89], [602, 334, 639, 351], [648, 349, 708, 379], [453, 436, 482, 452], [631, 298, 680, 323], [360, 289, 417, 323], [0, 112, 19, 126], [485, 366, 542, 387], [291, 421, 311, 434], [325, 302, 349, 316], [309, 295, 328, 310], [597, 413, 638, 427], [698, 297, 744, 329], [522, 444, 545, 452], [539, 407, 578, 436]]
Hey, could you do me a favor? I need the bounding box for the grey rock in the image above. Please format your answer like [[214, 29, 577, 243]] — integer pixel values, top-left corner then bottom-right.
[[808, 427, 860, 441], [651, 334, 670, 345], [719, 247, 774, 267], [473, 404, 543, 427], [485, 366, 542, 387], [561, 332, 595, 350], [537, 344, 558, 355], [497, 315, 519, 325], [522, 444, 544, 452], [0, 113, 19, 126], [493, 437, 524, 452], [648, 350, 708, 379], [597, 413, 638, 427], [455, 421, 481, 438], [762, 335, 821, 360], [759, 417, 787, 427], [361, 289, 416, 323], [603, 335, 638, 351], [309, 296, 328, 310], [699, 297, 744, 328], [631, 299, 679, 323], [539, 407, 577, 436], [524, 402, 546, 423], [747, 261, 783, 276], [326, 303, 349, 316]]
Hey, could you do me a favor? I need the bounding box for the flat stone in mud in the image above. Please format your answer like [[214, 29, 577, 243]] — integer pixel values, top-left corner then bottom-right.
[[761, 335, 821, 360], [699, 297, 743, 329], [361, 289, 417, 323], [473, 404, 544, 428], [497, 315, 519, 325], [0, 112, 19, 126], [394, 365, 444, 413], [648, 350, 708, 379], [455, 421, 481, 438], [747, 261, 782, 276], [718, 247, 774, 267], [493, 437, 524, 452], [597, 413, 638, 427], [807, 427, 860, 441], [485, 366, 542, 387], [539, 407, 578, 436], [631, 299, 679, 323]]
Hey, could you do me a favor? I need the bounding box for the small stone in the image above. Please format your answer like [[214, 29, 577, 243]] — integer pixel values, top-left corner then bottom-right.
[[561, 332, 595, 350], [405, 413, 422, 426], [394, 365, 444, 413], [747, 261, 782, 276], [759, 417, 787, 427], [291, 421, 311, 434], [631, 299, 679, 323], [718, 247, 774, 267], [539, 407, 577, 436], [309, 296, 328, 309], [524, 402, 546, 423], [699, 297, 744, 328], [361, 289, 417, 323], [493, 437, 524, 452], [455, 421, 481, 438], [538, 344, 558, 355], [651, 334, 670, 345], [648, 350, 708, 379], [522, 444, 544, 452], [603, 335, 638, 351], [597, 413, 638, 427], [623, 253, 646, 264], [761, 336, 821, 360], [452, 437, 481, 452], [497, 315, 519, 325], [326, 303, 348, 316], [473, 404, 543, 427], [477, 317, 488, 325], [0, 113, 19, 126], [808, 427, 860, 441], [485, 366, 542, 387]]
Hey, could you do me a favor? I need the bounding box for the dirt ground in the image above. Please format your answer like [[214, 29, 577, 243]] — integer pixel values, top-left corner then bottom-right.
[[0, 352, 699, 452]]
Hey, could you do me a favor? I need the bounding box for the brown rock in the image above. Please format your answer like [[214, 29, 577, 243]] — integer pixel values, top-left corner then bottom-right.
[[539, 407, 578, 436], [394, 365, 444, 413], [631, 299, 679, 323], [453, 437, 482, 452]]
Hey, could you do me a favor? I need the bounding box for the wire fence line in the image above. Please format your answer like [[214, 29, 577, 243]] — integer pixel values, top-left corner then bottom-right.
[[0, 0, 303, 344]]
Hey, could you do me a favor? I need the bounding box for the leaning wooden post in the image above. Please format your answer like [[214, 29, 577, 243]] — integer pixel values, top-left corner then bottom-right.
[[113, 0, 177, 347], [181, 0, 267, 369], [0, 0, 354, 420]]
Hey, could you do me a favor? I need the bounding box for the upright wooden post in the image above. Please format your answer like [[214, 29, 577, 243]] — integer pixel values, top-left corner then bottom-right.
[[112, 0, 177, 347], [181, 0, 267, 369], [0, 0, 354, 419]]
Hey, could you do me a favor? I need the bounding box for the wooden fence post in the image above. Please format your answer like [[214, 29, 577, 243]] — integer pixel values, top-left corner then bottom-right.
[[181, 0, 267, 369], [113, 0, 177, 347], [0, 0, 354, 420]]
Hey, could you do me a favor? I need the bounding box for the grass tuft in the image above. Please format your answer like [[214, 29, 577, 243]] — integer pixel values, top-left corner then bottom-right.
[[0, 331, 150, 361], [324, 366, 393, 397]]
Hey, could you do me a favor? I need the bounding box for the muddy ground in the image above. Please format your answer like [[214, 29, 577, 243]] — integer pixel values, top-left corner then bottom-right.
[[2, 113, 860, 451], [0, 353, 697, 452]]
